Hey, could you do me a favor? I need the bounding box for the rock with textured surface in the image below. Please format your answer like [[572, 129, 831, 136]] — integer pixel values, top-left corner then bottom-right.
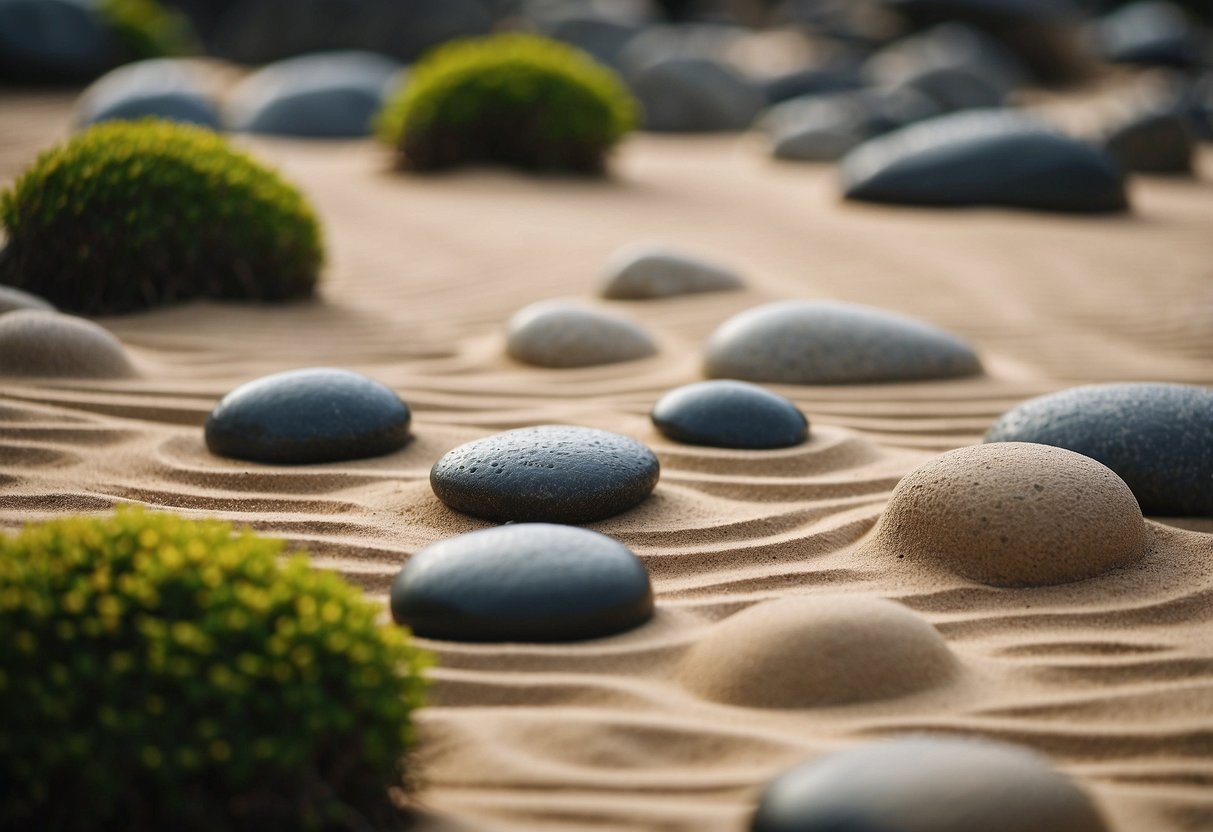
[[705, 300, 981, 385], [868, 442, 1147, 586], [0, 310, 134, 378], [390, 523, 654, 642], [985, 383, 1213, 516], [507, 301, 657, 368], [842, 110, 1129, 213], [205, 368, 411, 464], [600, 245, 744, 300], [752, 735, 1109, 832], [76, 59, 222, 129], [651, 380, 807, 449], [430, 425, 660, 524]]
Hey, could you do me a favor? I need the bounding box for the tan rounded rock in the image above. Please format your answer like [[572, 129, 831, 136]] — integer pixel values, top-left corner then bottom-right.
[[0, 310, 134, 378], [678, 595, 956, 709], [872, 442, 1147, 587], [506, 301, 657, 368]]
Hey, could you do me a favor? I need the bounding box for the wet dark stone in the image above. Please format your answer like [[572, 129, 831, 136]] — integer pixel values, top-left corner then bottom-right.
[[205, 368, 411, 465], [651, 380, 808, 449], [390, 523, 654, 642], [842, 110, 1129, 213], [76, 59, 222, 130], [1103, 108, 1194, 174], [752, 736, 1109, 832], [705, 300, 982, 385], [1094, 1, 1208, 67], [631, 58, 765, 132], [227, 51, 402, 138], [0, 0, 113, 82], [985, 382, 1213, 516], [430, 425, 660, 524]]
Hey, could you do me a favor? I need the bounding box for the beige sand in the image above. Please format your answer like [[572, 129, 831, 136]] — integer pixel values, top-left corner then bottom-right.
[[1, 93, 1211, 832]]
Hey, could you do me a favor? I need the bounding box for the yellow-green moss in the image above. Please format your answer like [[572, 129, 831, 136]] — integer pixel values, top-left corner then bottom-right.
[[0, 507, 430, 831], [377, 33, 638, 174], [0, 119, 323, 314]]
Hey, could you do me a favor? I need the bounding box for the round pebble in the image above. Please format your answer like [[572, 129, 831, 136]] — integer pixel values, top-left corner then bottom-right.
[[704, 300, 982, 385], [985, 383, 1213, 516], [205, 368, 411, 465], [651, 380, 808, 449], [679, 596, 956, 709], [600, 245, 744, 300], [75, 59, 222, 130], [842, 110, 1129, 213], [430, 425, 660, 524], [870, 442, 1147, 586], [0, 310, 134, 378], [752, 735, 1109, 832], [390, 523, 654, 642], [0, 284, 54, 314], [506, 301, 657, 368]]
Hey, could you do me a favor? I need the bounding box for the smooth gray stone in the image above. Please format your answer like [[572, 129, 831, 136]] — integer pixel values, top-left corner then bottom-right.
[[1103, 108, 1194, 174], [506, 301, 657, 368], [0, 310, 133, 378], [631, 57, 765, 132], [430, 425, 660, 524], [651, 380, 807, 449], [896, 65, 1007, 112], [769, 88, 939, 162], [705, 300, 982, 385], [76, 59, 222, 129], [0, 284, 54, 314], [763, 64, 865, 106], [0, 0, 113, 82], [985, 382, 1213, 516], [1094, 1, 1208, 67], [228, 51, 402, 138], [600, 245, 743, 300], [390, 524, 654, 642], [752, 736, 1108, 832], [544, 15, 643, 70], [863, 24, 1025, 93], [205, 367, 411, 464], [619, 23, 747, 75], [842, 110, 1129, 213]]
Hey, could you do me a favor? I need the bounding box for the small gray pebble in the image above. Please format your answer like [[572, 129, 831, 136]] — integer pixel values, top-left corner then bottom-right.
[[507, 301, 657, 368]]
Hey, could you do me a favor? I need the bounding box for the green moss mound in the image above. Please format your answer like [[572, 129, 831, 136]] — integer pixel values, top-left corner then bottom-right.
[[0, 507, 430, 831], [99, 0, 198, 61], [377, 33, 638, 174], [0, 119, 323, 314]]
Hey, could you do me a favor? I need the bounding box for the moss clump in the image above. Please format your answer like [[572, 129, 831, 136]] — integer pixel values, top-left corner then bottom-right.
[[376, 33, 638, 174], [0, 507, 430, 831], [0, 119, 323, 314], [98, 0, 198, 61]]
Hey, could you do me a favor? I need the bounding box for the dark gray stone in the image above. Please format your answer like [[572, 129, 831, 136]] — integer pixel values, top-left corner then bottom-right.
[[390, 523, 654, 642], [631, 58, 765, 133], [842, 110, 1129, 213], [862, 24, 1024, 95], [896, 66, 1008, 112], [705, 300, 982, 385], [506, 301, 657, 368], [984, 382, 1213, 516], [544, 15, 643, 71], [600, 245, 744, 300], [76, 59, 222, 130], [227, 51, 402, 138], [651, 380, 808, 449], [0, 284, 54, 314], [205, 367, 410, 464], [0, 0, 113, 82], [430, 425, 660, 523], [1094, 1, 1208, 67], [1103, 108, 1194, 174], [752, 736, 1108, 832], [763, 64, 864, 106], [769, 88, 939, 162]]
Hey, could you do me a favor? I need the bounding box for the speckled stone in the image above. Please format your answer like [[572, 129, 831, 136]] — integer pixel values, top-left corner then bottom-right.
[[390, 524, 654, 642], [842, 111, 1129, 213], [1103, 109, 1194, 175], [630, 58, 765, 133], [600, 245, 744, 300], [985, 383, 1213, 516], [1095, 1, 1207, 67], [0, 284, 54, 314], [752, 736, 1109, 832], [76, 59, 222, 130], [651, 381, 807, 449], [205, 368, 410, 465], [870, 442, 1147, 586], [769, 88, 938, 162], [704, 300, 982, 385], [430, 425, 660, 524], [506, 301, 657, 368], [0, 310, 133, 378], [0, 0, 112, 82], [227, 51, 403, 138]]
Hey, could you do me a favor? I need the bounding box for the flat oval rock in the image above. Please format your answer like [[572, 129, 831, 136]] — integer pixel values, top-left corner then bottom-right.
[[0, 310, 133, 378], [76, 59, 222, 129], [506, 301, 657, 368], [390, 523, 654, 642], [227, 51, 403, 138], [842, 110, 1129, 213], [752, 735, 1109, 832], [205, 367, 411, 464], [430, 425, 660, 524], [985, 382, 1213, 516], [600, 245, 744, 300], [0, 284, 54, 314], [705, 300, 982, 385], [651, 380, 807, 449]]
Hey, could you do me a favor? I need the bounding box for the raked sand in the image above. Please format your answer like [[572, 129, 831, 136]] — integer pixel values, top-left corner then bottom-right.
[[1, 92, 1212, 831]]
